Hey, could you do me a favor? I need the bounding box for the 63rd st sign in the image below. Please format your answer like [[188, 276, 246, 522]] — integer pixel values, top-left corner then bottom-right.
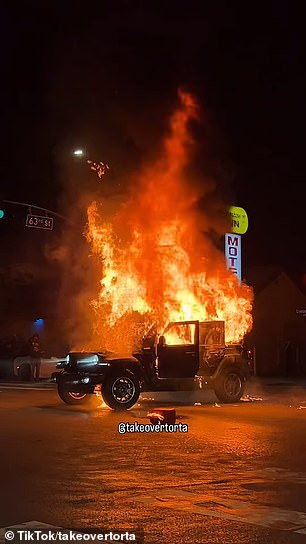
[[25, 214, 54, 231]]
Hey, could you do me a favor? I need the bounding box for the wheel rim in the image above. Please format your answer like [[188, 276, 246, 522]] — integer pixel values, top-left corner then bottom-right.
[[68, 392, 87, 400], [111, 377, 136, 404], [224, 373, 242, 398]]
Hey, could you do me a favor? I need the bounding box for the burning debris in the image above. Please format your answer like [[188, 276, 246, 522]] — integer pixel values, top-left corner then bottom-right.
[[87, 160, 110, 180], [83, 91, 253, 351], [241, 395, 263, 402]]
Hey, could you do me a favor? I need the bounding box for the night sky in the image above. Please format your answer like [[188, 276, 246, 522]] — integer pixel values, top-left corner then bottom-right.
[[1, 2, 305, 276]]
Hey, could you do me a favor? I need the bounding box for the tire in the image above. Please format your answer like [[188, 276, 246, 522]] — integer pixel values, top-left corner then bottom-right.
[[58, 383, 90, 405], [213, 367, 246, 403], [102, 370, 140, 410], [18, 364, 31, 381]]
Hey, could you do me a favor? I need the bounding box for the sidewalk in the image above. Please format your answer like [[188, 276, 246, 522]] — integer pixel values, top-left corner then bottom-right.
[[249, 376, 306, 387]]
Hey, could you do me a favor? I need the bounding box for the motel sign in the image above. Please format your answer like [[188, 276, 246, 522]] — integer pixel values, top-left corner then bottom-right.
[[225, 206, 247, 282], [225, 233, 241, 281], [228, 206, 248, 234]]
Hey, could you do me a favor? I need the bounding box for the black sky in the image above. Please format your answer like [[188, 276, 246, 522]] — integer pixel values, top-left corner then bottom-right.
[[1, 1, 305, 274]]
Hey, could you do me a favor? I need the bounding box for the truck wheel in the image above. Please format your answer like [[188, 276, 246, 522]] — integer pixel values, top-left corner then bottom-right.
[[102, 370, 140, 410], [58, 383, 89, 405], [214, 367, 245, 403]]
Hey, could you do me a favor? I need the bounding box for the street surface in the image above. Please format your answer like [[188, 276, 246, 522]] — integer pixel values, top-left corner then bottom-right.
[[0, 380, 306, 543]]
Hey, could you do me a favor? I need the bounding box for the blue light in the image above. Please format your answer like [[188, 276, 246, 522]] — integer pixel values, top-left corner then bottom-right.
[[33, 318, 44, 333], [0, 210, 4, 219]]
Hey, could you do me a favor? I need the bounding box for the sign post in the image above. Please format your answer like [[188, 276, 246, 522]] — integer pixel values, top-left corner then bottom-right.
[[2, 199, 70, 228]]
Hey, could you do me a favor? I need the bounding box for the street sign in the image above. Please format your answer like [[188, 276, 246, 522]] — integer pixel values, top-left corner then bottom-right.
[[229, 206, 248, 234], [225, 233, 241, 281], [25, 214, 54, 230]]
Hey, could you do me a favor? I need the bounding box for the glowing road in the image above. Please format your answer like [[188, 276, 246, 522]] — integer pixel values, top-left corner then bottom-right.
[[0, 381, 306, 544]]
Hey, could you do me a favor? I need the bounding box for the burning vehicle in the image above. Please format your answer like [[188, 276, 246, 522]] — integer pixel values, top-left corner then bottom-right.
[[56, 91, 253, 409], [55, 320, 252, 409]]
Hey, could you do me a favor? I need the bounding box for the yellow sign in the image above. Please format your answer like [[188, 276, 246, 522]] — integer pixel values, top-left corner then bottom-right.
[[229, 206, 248, 234]]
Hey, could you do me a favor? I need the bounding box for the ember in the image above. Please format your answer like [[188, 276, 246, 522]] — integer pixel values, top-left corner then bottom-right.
[[87, 160, 110, 179], [85, 91, 253, 351]]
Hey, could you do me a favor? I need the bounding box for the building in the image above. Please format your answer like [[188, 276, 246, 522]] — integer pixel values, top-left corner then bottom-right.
[[244, 266, 306, 377]]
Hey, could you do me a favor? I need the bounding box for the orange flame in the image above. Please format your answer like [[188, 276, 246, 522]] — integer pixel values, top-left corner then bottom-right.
[[85, 91, 253, 351]]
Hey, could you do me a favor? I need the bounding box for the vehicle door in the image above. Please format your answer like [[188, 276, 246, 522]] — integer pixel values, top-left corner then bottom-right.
[[157, 321, 199, 378]]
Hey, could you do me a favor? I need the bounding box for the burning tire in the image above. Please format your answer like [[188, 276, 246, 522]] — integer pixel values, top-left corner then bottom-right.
[[213, 367, 245, 403], [57, 384, 90, 405], [102, 370, 140, 410]]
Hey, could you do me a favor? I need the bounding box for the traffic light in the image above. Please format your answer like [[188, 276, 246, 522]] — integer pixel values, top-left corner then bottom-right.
[[0, 198, 5, 219]]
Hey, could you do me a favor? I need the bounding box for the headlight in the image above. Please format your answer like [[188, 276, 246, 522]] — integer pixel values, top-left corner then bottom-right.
[[56, 355, 69, 368]]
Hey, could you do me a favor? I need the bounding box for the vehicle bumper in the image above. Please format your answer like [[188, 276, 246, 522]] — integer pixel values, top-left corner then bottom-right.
[[56, 372, 105, 393]]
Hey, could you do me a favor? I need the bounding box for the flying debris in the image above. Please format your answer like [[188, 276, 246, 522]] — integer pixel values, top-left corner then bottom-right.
[[87, 160, 110, 180]]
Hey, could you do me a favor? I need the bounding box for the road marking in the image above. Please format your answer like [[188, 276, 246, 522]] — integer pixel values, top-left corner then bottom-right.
[[248, 466, 306, 485], [0, 521, 57, 543], [221, 467, 306, 488], [0, 386, 54, 391], [134, 488, 306, 533], [0, 383, 55, 391], [0, 381, 54, 385]]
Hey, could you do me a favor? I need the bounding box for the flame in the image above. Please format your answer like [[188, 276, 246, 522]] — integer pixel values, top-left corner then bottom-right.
[[84, 91, 253, 351]]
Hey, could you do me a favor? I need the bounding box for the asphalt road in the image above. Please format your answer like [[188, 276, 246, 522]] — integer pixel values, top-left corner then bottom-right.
[[0, 381, 306, 544]]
